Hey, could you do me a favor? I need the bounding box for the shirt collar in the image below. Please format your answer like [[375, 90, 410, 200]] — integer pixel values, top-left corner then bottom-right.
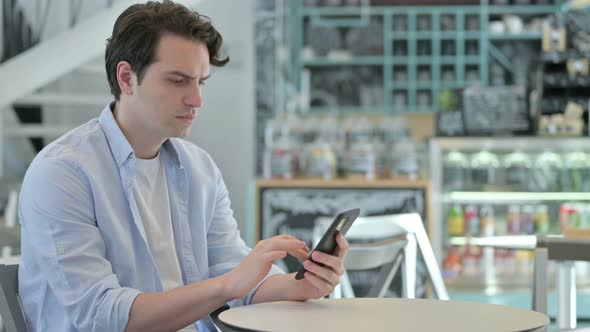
[[98, 102, 183, 169]]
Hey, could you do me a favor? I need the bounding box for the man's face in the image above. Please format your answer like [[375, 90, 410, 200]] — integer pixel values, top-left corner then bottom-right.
[[127, 34, 211, 140]]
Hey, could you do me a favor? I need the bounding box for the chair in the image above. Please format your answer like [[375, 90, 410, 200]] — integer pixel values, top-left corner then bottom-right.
[[314, 213, 449, 300], [0, 264, 27, 332]]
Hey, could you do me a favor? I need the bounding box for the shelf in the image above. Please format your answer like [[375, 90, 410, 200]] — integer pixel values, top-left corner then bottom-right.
[[255, 178, 430, 189], [301, 6, 383, 16], [302, 56, 384, 66], [440, 56, 480, 65], [391, 82, 434, 89], [447, 274, 590, 293], [391, 31, 482, 39], [489, 5, 559, 15], [448, 235, 537, 250], [445, 191, 590, 203], [445, 274, 540, 293], [300, 6, 482, 16], [543, 76, 590, 88], [542, 50, 590, 63], [440, 81, 472, 89], [307, 106, 388, 113], [301, 4, 558, 16], [489, 32, 542, 40], [432, 136, 590, 151]]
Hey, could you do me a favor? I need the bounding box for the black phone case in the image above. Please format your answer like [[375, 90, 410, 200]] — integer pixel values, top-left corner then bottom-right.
[[295, 208, 360, 280]]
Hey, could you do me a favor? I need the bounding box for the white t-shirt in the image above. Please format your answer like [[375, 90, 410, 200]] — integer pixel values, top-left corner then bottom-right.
[[133, 153, 197, 332]]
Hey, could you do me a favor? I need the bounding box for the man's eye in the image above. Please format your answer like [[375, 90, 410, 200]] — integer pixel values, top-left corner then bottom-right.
[[199, 81, 206, 87], [170, 78, 185, 85]]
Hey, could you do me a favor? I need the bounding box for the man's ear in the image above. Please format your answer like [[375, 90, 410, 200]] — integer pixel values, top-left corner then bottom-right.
[[116, 61, 135, 97]]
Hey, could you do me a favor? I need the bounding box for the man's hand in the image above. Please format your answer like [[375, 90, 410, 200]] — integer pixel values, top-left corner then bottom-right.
[[222, 234, 309, 300], [294, 231, 350, 300]]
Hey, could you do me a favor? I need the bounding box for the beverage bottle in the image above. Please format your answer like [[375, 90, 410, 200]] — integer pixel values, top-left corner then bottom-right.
[[480, 205, 496, 237], [465, 205, 480, 236], [535, 205, 550, 234], [448, 204, 465, 236], [507, 205, 521, 234]]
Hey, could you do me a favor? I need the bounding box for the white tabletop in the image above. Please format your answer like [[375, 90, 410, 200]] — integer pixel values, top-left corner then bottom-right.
[[218, 298, 549, 332]]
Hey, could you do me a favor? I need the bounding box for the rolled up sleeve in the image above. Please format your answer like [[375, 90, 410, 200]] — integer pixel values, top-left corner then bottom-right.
[[206, 167, 284, 307], [19, 158, 140, 331]]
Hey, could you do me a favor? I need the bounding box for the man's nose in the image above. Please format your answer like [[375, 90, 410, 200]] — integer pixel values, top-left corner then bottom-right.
[[184, 86, 203, 108]]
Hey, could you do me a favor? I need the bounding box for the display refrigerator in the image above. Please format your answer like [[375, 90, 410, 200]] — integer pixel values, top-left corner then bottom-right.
[[430, 137, 590, 293]]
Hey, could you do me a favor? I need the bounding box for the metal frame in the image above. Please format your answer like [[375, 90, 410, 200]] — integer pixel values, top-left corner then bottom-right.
[[533, 236, 590, 331], [0, 264, 26, 332]]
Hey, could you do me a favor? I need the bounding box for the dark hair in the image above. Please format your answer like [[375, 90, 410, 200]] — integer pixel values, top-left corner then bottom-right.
[[105, 0, 229, 100]]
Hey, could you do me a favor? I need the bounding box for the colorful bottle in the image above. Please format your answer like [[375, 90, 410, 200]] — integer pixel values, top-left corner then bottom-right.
[[507, 205, 521, 234], [443, 246, 462, 278], [448, 204, 465, 236], [480, 205, 495, 237], [535, 205, 550, 234], [522, 205, 536, 235], [464, 205, 480, 236]]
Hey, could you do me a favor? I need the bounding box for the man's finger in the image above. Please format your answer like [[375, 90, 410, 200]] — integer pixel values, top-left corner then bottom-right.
[[304, 260, 340, 286], [263, 251, 287, 262], [291, 248, 310, 262], [333, 232, 349, 258], [311, 251, 341, 269], [261, 238, 307, 253], [278, 234, 310, 251], [304, 272, 333, 296]]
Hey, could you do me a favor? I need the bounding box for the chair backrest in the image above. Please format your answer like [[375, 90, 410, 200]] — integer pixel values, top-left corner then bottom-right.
[[358, 213, 449, 300], [344, 236, 408, 270], [315, 213, 449, 300], [314, 215, 410, 270], [0, 264, 27, 332]]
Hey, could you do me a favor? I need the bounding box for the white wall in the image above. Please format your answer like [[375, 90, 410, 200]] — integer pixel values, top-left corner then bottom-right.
[[188, 0, 256, 239]]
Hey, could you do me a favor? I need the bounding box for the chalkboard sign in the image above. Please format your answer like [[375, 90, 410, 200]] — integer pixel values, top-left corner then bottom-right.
[[436, 111, 465, 137], [463, 85, 532, 136], [257, 183, 429, 297]]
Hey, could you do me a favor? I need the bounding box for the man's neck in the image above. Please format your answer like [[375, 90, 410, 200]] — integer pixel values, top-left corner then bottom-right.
[[112, 101, 164, 159]]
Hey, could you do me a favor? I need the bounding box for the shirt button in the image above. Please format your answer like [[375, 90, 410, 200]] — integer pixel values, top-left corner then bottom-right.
[[58, 248, 65, 254]]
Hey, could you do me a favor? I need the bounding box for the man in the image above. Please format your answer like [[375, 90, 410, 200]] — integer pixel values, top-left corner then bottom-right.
[[18, 1, 349, 331]]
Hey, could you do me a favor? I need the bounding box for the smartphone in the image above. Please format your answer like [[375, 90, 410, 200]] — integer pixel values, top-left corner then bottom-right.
[[295, 208, 360, 280]]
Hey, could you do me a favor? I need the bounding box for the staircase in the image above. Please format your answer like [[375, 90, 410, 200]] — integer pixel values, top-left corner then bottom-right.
[[0, 0, 126, 184], [0, 0, 201, 184]]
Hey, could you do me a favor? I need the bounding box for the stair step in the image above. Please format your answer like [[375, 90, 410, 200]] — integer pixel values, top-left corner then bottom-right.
[[15, 92, 109, 107], [0, 0, 138, 109], [77, 63, 106, 76], [3, 125, 73, 137]]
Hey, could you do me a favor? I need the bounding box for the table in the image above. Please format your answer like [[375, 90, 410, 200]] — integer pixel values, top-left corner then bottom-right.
[[217, 298, 549, 332], [533, 235, 590, 330], [446, 234, 590, 330]]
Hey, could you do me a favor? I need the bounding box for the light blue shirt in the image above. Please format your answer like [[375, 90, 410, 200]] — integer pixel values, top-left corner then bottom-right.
[[18, 104, 282, 332]]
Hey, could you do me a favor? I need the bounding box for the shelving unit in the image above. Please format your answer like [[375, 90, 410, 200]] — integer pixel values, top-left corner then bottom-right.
[[429, 136, 590, 293], [291, 1, 563, 114], [444, 191, 590, 203]]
